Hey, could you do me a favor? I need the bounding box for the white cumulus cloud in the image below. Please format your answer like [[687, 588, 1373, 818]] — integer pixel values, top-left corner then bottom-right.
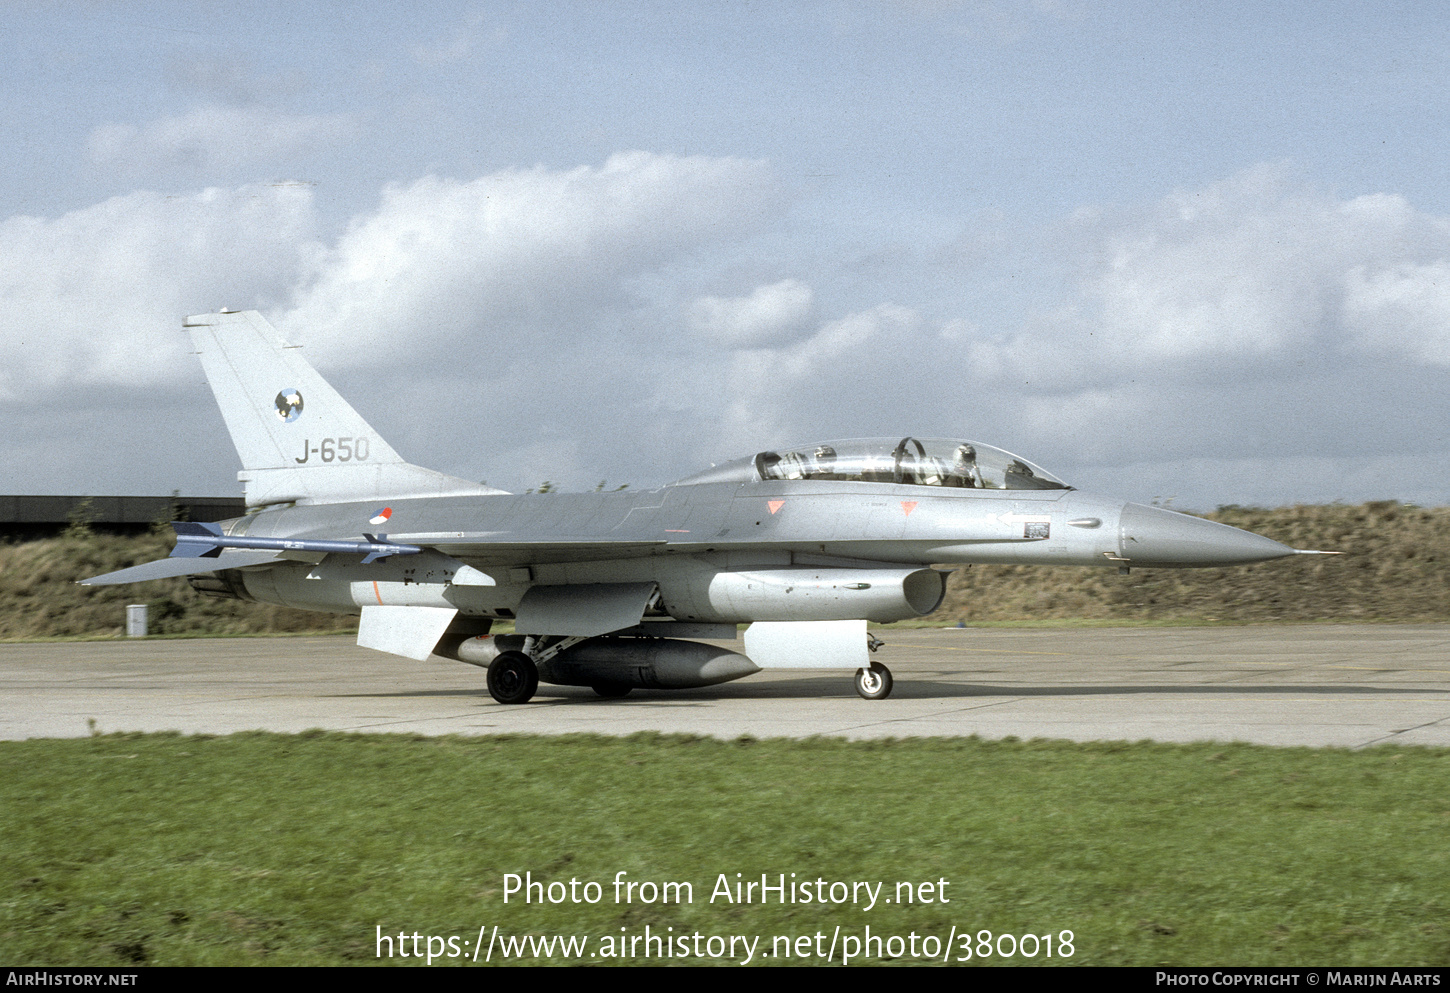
[[702, 303, 932, 450], [0, 184, 321, 401], [689, 279, 814, 347], [1343, 261, 1450, 366], [968, 164, 1450, 388], [87, 104, 358, 172], [280, 151, 783, 365]]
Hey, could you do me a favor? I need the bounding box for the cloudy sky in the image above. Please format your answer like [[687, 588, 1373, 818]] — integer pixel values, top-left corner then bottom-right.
[[4, 1, 1448, 509]]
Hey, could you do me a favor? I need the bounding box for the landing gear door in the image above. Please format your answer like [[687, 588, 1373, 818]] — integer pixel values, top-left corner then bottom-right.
[[358, 605, 460, 661], [744, 619, 869, 669], [514, 582, 659, 637]]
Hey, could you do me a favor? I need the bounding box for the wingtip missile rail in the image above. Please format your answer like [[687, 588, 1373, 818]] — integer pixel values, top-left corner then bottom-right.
[[170, 521, 422, 564]]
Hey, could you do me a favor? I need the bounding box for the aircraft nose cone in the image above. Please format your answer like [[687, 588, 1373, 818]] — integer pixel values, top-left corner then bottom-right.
[[1119, 503, 1296, 567]]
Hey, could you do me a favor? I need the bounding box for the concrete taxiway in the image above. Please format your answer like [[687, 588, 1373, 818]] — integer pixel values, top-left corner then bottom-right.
[[2, 625, 1448, 748]]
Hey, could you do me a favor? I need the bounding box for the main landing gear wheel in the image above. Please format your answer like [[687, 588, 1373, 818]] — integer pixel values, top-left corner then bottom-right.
[[855, 662, 893, 700], [487, 650, 539, 704], [591, 682, 632, 699]]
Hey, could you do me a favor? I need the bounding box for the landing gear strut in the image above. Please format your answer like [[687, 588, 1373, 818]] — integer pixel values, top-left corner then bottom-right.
[[487, 650, 539, 704], [854, 662, 893, 700]]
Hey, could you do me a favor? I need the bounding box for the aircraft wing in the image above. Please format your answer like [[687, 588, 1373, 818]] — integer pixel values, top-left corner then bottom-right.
[[391, 536, 669, 565], [79, 535, 671, 586]]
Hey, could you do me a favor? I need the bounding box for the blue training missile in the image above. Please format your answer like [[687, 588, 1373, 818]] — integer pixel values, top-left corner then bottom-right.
[[171, 521, 422, 565]]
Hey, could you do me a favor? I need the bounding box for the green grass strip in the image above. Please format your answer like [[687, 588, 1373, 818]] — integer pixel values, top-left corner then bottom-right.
[[3, 732, 1448, 966]]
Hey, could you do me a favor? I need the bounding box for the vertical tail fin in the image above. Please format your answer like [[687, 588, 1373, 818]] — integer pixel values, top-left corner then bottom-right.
[[185, 310, 503, 508]]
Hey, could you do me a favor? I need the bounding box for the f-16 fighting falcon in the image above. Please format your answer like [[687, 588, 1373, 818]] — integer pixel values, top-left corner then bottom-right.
[[83, 311, 1332, 703]]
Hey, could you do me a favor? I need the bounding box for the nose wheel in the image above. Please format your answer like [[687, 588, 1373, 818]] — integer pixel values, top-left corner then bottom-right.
[[487, 650, 539, 704], [854, 662, 893, 700]]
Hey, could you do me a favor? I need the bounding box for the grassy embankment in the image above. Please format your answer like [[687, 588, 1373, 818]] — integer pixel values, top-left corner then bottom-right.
[[4, 501, 1447, 640], [2, 732, 1447, 967], [934, 501, 1450, 625], [0, 523, 354, 641]]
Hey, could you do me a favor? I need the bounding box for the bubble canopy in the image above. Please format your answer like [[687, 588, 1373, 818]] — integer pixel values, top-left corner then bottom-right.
[[673, 438, 1071, 490]]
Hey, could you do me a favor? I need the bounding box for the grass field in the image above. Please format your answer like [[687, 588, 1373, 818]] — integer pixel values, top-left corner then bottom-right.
[[3, 732, 1447, 967]]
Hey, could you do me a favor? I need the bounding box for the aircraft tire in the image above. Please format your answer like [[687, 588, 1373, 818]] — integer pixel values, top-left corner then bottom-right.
[[854, 662, 893, 700], [591, 682, 632, 699], [487, 650, 539, 704]]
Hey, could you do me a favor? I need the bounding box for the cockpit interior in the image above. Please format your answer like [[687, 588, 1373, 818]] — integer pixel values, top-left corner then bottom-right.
[[676, 438, 1071, 490]]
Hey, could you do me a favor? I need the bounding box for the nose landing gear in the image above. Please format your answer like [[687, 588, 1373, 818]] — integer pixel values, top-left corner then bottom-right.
[[854, 662, 893, 700]]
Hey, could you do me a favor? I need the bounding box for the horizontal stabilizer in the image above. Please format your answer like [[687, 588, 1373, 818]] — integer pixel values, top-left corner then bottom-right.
[[80, 550, 284, 586]]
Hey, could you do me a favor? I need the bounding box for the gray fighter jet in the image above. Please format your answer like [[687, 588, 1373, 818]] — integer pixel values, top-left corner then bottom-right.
[[84, 311, 1330, 703]]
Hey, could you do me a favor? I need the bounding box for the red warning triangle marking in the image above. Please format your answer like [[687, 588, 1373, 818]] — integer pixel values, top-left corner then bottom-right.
[[767, 500, 785, 515], [901, 501, 918, 516]]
